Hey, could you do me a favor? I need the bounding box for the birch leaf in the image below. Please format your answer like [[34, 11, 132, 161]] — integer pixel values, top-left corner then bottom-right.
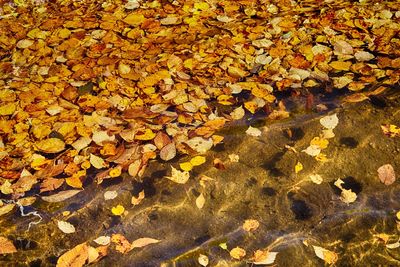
[[57, 220, 76, 234], [196, 193, 205, 209], [320, 114, 339, 129], [377, 164, 396, 185]]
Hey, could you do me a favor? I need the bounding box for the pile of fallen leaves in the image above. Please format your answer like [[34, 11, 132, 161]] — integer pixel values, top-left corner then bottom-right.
[[0, 0, 399, 225]]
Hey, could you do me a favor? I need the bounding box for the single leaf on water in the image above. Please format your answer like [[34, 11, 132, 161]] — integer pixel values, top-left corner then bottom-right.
[[93, 236, 111, 246], [111, 234, 132, 254], [56, 242, 88, 267], [131, 237, 160, 249], [313, 245, 338, 264], [57, 220, 76, 234], [246, 126, 261, 137], [252, 250, 278, 265], [196, 193, 205, 209], [0, 237, 17, 254], [377, 164, 396, 185], [230, 246, 246, 260], [41, 190, 82, 203], [131, 190, 145, 206]]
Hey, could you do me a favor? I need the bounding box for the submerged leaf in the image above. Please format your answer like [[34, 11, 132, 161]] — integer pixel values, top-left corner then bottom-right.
[[131, 237, 160, 249], [312, 245, 338, 264], [377, 164, 396, 185], [57, 220, 76, 234], [165, 166, 190, 184], [56, 243, 88, 267], [41, 190, 82, 203], [0, 237, 17, 254]]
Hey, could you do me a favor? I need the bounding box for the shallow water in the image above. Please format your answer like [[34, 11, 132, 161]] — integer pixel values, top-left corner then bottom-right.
[[1, 92, 400, 266]]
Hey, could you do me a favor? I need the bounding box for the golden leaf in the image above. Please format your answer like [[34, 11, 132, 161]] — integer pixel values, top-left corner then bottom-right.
[[56, 243, 88, 267]]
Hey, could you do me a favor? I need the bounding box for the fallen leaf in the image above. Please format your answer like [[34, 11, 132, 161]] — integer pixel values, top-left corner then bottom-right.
[[88, 246, 100, 264], [186, 137, 213, 154], [320, 114, 339, 129], [131, 237, 160, 249], [377, 164, 396, 185], [0, 204, 15, 217], [246, 126, 261, 137], [312, 245, 338, 264], [190, 156, 206, 166], [93, 236, 111, 246], [111, 205, 125, 216], [198, 254, 209, 266], [165, 166, 190, 184], [243, 219, 260, 232], [196, 193, 205, 209], [57, 220, 76, 234], [309, 174, 323, 184], [41, 190, 82, 203], [228, 154, 240, 162], [131, 190, 145, 205], [252, 250, 278, 265], [111, 234, 132, 254], [180, 162, 193, 171], [295, 162, 303, 174], [302, 145, 321, 157], [36, 138, 65, 153], [0, 237, 17, 254], [160, 143, 176, 161], [230, 247, 246, 260], [386, 239, 400, 249], [90, 154, 107, 169], [56, 243, 88, 267], [104, 190, 118, 200]]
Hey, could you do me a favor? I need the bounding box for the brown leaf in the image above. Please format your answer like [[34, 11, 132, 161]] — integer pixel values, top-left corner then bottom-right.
[[154, 132, 171, 149], [0, 237, 17, 254], [159, 142, 176, 161], [377, 164, 396, 185], [56, 242, 88, 267], [40, 178, 64, 193]]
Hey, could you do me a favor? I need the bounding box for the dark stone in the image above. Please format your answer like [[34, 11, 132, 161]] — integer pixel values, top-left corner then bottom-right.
[[340, 137, 358, 149], [291, 199, 312, 220]]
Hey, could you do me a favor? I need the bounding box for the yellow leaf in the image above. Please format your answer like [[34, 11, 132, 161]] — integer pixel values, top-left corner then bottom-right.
[[111, 205, 125, 216], [230, 247, 246, 260], [36, 138, 65, 153], [0, 103, 16, 116], [242, 219, 260, 232], [135, 129, 156, 140], [315, 153, 328, 162], [109, 167, 122, 178], [244, 101, 258, 114], [295, 162, 303, 174], [180, 162, 193, 171], [194, 2, 210, 10], [166, 166, 190, 184], [195, 193, 205, 209], [190, 156, 206, 166], [56, 243, 88, 267], [123, 13, 145, 26], [310, 137, 329, 149]]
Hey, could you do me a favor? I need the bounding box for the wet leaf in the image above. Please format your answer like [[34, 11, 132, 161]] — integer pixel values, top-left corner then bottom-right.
[[309, 174, 323, 184], [295, 162, 303, 174], [0, 204, 15, 217], [198, 254, 209, 266], [57, 220, 76, 234], [41, 190, 82, 203], [230, 247, 246, 260], [381, 124, 400, 138], [377, 164, 396, 185], [196, 193, 205, 209], [180, 162, 193, 171], [111, 205, 125, 216], [56, 242, 88, 267], [131, 237, 160, 249], [90, 154, 107, 169], [160, 143, 176, 161], [111, 234, 132, 254], [186, 137, 213, 154], [243, 219, 260, 232], [312, 245, 338, 264], [104, 190, 118, 200], [252, 250, 278, 265], [93, 236, 111, 246], [228, 154, 240, 162], [0, 237, 17, 254], [246, 126, 261, 137], [166, 166, 190, 184], [320, 114, 339, 129], [302, 145, 321, 157], [131, 190, 145, 206]]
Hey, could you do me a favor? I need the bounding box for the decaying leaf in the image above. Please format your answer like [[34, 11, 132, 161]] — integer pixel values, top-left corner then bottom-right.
[[252, 250, 278, 265], [165, 166, 190, 184], [320, 114, 339, 130], [131, 190, 145, 206], [246, 126, 262, 137], [131, 237, 160, 249], [56, 242, 88, 267], [0, 237, 17, 254], [111, 234, 132, 254], [198, 254, 209, 266], [41, 190, 82, 203], [57, 220, 76, 234], [312, 245, 338, 264], [377, 164, 396, 185]]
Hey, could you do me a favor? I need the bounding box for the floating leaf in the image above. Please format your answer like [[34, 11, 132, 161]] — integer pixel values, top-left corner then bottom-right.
[[0, 237, 17, 254], [93, 236, 111, 246], [320, 114, 339, 129], [41, 190, 82, 203], [313, 245, 338, 264], [104, 190, 118, 200], [377, 164, 396, 185], [295, 162, 303, 174], [243, 219, 260, 232], [246, 126, 262, 137], [111, 205, 125, 216], [252, 250, 278, 265], [196, 193, 205, 209], [190, 156, 206, 166], [180, 162, 193, 171], [111, 234, 132, 254], [186, 137, 213, 154], [198, 254, 209, 266], [165, 166, 190, 184], [230, 247, 246, 260], [131, 237, 160, 249], [57, 243, 88, 267], [57, 220, 76, 234]]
